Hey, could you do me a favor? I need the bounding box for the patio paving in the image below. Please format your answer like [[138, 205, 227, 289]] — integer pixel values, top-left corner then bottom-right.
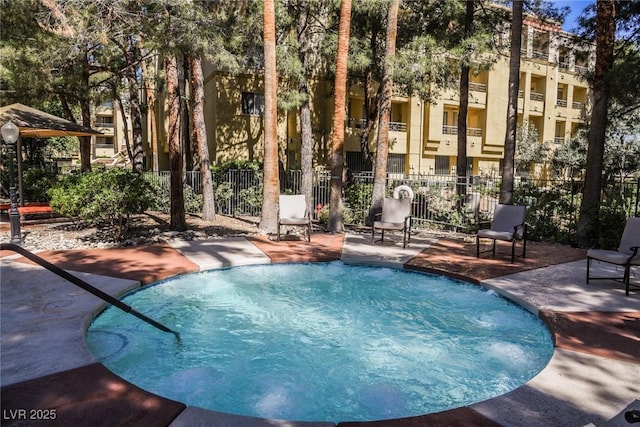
[[1, 230, 638, 426]]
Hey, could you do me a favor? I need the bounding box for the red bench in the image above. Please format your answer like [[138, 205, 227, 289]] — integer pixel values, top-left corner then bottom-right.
[[1, 203, 53, 223]]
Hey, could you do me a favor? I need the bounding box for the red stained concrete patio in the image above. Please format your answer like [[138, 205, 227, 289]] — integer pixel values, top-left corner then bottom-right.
[[1, 230, 638, 427]]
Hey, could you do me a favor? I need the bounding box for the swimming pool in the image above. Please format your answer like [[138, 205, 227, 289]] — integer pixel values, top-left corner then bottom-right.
[[86, 262, 554, 423]]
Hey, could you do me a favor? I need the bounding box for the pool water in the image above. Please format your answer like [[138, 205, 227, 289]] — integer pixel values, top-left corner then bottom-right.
[[86, 262, 553, 423]]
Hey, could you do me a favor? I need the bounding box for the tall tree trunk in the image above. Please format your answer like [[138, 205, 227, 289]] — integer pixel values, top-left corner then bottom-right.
[[166, 54, 186, 231], [576, 0, 616, 247], [369, 0, 399, 224], [456, 0, 474, 200], [80, 103, 92, 173], [259, 0, 280, 233], [80, 51, 92, 173], [499, 0, 523, 205], [297, 6, 314, 218], [359, 29, 381, 171], [188, 54, 216, 222], [138, 37, 159, 171], [115, 94, 133, 162], [181, 55, 191, 174], [124, 36, 144, 173], [327, 0, 352, 233]]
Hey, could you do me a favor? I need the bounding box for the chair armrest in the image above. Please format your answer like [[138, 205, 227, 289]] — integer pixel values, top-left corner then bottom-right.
[[513, 223, 526, 239]]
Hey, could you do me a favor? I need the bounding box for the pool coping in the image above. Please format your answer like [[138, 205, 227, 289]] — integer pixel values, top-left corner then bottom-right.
[[1, 233, 639, 426]]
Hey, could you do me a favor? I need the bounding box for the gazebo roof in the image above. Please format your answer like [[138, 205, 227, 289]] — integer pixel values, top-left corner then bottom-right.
[[0, 103, 101, 138]]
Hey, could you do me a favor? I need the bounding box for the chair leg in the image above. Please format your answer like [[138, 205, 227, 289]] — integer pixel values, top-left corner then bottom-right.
[[492, 240, 496, 257], [277, 223, 281, 241], [511, 240, 516, 263], [371, 227, 375, 244], [476, 236, 480, 258], [586, 257, 591, 283], [625, 264, 630, 296], [307, 222, 311, 242]]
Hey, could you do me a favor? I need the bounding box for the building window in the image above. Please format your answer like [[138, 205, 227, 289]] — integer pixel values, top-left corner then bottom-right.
[[435, 155, 449, 175], [96, 115, 114, 127], [241, 92, 265, 115]]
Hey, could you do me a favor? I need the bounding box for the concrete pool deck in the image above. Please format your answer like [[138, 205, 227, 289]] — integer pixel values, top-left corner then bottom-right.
[[1, 231, 638, 426]]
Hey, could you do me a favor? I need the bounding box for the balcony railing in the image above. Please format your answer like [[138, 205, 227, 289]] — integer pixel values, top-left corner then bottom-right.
[[348, 118, 367, 129], [518, 90, 524, 98], [532, 50, 547, 61], [575, 65, 588, 74], [558, 62, 570, 70], [442, 125, 482, 137], [389, 121, 408, 132], [348, 118, 407, 132], [572, 101, 583, 110], [554, 137, 565, 144], [443, 125, 457, 135], [469, 82, 487, 92], [556, 99, 567, 108], [530, 92, 544, 101]]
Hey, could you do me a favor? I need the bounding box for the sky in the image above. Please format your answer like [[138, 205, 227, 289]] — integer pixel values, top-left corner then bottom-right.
[[551, 0, 593, 32]]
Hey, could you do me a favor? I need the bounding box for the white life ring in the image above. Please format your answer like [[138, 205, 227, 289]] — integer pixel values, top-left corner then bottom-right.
[[393, 185, 414, 200]]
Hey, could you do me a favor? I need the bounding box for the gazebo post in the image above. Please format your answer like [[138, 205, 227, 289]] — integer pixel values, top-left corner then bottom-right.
[[17, 134, 24, 206]]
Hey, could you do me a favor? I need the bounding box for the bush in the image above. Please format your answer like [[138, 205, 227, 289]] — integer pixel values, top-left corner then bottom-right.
[[344, 182, 373, 224], [317, 204, 355, 225], [147, 176, 202, 215], [23, 167, 58, 202], [597, 199, 628, 249], [48, 168, 153, 240]]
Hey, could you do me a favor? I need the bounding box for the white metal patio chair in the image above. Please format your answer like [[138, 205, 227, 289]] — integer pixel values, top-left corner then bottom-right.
[[371, 197, 413, 249], [277, 194, 312, 242]]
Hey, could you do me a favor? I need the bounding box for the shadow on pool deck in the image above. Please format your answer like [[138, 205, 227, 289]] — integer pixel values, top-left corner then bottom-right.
[[1, 231, 639, 427], [405, 238, 587, 282]]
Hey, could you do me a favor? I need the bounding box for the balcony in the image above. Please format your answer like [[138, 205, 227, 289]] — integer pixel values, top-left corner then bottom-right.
[[348, 118, 407, 132], [442, 125, 482, 137], [558, 62, 570, 71], [556, 99, 567, 108], [532, 50, 547, 61], [389, 121, 407, 132], [348, 118, 367, 129], [530, 92, 544, 102], [572, 101, 583, 110], [575, 65, 588, 74], [469, 82, 487, 92], [554, 137, 565, 144]]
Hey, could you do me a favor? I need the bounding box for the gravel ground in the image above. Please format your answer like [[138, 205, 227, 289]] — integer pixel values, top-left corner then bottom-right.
[[0, 211, 264, 252]]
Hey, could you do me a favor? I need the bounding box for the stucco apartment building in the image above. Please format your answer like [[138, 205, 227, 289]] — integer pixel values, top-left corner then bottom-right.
[[142, 14, 592, 178]]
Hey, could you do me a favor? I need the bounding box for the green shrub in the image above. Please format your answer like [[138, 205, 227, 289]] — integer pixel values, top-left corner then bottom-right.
[[597, 199, 628, 249], [317, 204, 355, 225], [48, 168, 153, 240], [344, 182, 373, 224], [48, 172, 84, 221], [147, 177, 202, 214], [23, 168, 58, 202]]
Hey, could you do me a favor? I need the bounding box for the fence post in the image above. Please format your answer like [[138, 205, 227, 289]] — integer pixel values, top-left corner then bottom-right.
[[635, 177, 640, 217]]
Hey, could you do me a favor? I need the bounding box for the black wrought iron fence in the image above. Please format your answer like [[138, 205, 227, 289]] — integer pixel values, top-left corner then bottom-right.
[[142, 170, 640, 240]]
